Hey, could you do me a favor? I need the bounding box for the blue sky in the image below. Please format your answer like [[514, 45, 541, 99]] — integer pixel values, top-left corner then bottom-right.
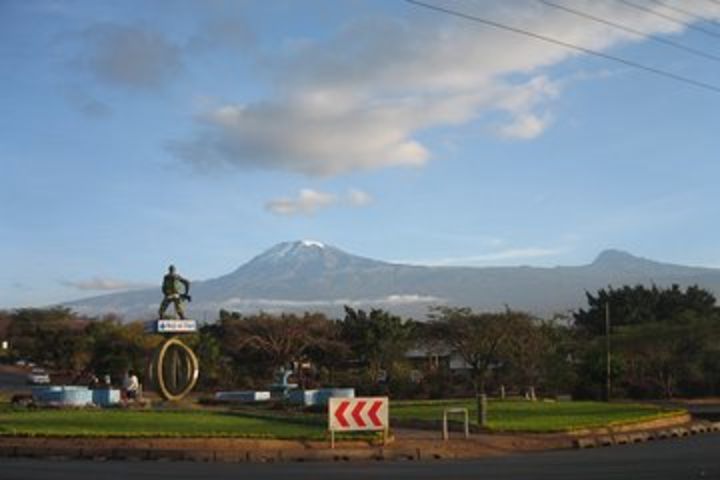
[[2, 0, 720, 308]]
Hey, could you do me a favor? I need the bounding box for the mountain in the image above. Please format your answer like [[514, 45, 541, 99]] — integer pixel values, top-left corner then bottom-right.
[[63, 241, 720, 320]]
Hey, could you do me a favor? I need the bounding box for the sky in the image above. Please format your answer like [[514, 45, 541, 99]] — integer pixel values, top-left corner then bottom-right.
[[2, 0, 720, 308]]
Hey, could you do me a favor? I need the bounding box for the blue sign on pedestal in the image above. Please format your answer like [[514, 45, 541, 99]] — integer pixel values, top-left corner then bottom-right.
[[145, 319, 197, 334]]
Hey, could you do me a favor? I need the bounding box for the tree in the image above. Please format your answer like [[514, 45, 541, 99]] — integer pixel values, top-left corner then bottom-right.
[[612, 311, 720, 398], [220, 310, 344, 385], [0, 311, 11, 359], [573, 284, 720, 398], [7, 307, 90, 370], [340, 307, 415, 383], [188, 322, 228, 389], [574, 284, 717, 336], [0, 311, 10, 339], [85, 316, 162, 379], [504, 314, 552, 401], [427, 307, 520, 396]]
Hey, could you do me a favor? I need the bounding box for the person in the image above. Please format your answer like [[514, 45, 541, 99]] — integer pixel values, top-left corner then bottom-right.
[[88, 374, 99, 390], [158, 265, 191, 319], [123, 370, 140, 401]]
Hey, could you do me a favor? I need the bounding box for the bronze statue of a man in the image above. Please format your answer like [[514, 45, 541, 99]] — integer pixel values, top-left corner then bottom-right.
[[158, 265, 191, 319]]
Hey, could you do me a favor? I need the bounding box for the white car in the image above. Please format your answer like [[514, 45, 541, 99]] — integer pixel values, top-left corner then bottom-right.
[[26, 368, 50, 385]]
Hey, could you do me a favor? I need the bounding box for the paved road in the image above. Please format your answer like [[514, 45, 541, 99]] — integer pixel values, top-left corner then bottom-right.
[[0, 433, 718, 480], [0, 366, 26, 390]]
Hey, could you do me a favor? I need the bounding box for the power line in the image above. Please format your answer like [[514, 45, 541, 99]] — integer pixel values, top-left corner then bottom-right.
[[617, 0, 720, 39], [538, 0, 720, 63], [404, 0, 720, 95], [651, 0, 720, 28]]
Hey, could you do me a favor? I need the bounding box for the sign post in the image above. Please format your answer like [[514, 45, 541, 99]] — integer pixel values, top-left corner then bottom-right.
[[328, 397, 389, 448]]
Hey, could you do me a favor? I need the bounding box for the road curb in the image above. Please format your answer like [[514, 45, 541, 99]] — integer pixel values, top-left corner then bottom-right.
[[573, 421, 717, 449], [3, 420, 715, 463]]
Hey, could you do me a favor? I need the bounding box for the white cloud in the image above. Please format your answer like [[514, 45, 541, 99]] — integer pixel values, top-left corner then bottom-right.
[[347, 189, 373, 207], [220, 294, 443, 309], [265, 189, 337, 216], [497, 112, 553, 140], [404, 247, 563, 266], [461, 247, 563, 263], [61, 277, 151, 291], [170, 1, 720, 175], [265, 188, 374, 216]]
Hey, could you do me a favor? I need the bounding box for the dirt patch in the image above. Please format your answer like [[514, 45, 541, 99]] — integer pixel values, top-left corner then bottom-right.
[[0, 430, 575, 461]]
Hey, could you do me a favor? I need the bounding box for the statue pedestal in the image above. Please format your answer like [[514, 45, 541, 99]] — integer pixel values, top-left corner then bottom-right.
[[145, 319, 197, 334]]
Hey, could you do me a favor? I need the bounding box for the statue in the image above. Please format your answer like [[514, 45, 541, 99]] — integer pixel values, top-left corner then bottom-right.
[[158, 265, 191, 319]]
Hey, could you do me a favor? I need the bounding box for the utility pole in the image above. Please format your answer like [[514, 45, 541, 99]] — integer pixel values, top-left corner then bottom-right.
[[605, 302, 611, 402]]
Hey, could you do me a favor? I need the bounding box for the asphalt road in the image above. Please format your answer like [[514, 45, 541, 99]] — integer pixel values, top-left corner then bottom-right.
[[0, 433, 718, 480], [0, 366, 26, 390]]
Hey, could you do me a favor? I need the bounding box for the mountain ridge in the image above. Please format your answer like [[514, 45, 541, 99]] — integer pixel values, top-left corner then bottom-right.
[[63, 241, 720, 320]]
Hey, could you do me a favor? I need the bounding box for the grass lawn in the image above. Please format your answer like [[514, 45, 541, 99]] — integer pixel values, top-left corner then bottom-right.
[[0, 399, 684, 438], [0, 407, 327, 439], [392, 399, 684, 432]]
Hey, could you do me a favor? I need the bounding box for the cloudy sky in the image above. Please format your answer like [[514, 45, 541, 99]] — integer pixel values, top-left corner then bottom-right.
[[2, 0, 720, 307]]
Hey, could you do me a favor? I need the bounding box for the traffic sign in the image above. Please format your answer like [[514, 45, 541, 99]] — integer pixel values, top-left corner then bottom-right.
[[145, 319, 197, 334], [328, 397, 388, 447]]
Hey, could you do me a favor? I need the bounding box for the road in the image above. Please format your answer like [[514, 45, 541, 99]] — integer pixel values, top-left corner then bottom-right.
[[0, 433, 718, 480], [0, 365, 26, 390]]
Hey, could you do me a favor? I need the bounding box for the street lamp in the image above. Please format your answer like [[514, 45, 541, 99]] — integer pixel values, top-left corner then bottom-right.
[[605, 302, 611, 401]]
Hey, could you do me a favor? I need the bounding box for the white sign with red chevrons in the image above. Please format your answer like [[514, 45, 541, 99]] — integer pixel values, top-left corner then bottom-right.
[[328, 396, 389, 439]]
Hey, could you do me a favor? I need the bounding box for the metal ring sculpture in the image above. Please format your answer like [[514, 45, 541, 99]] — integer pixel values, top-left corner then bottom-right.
[[150, 336, 199, 401]]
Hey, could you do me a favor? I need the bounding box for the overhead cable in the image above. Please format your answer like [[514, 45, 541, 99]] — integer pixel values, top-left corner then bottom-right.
[[617, 0, 720, 39], [404, 0, 720, 95], [538, 0, 720, 63]]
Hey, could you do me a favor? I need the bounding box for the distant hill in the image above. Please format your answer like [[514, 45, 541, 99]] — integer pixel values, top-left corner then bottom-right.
[[63, 241, 720, 321]]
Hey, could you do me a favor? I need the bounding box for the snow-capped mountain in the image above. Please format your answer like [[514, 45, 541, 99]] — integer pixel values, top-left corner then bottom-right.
[[63, 241, 720, 321]]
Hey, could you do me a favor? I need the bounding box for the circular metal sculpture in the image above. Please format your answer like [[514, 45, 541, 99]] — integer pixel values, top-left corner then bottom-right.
[[150, 336, 199, 401]]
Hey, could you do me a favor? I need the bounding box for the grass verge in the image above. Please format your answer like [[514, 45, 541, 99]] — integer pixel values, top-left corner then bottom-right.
[[0, 407, 328, 439], [0, 399, 684, 437], [392, 399, 685, 432]]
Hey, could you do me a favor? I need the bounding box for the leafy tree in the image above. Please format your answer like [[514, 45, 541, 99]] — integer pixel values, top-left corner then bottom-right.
[[504, 314, 553, 400], [220, 310, 344, 385], [0, 311, 9, 338], [0, 311, 11, 359], [574, 284, 717, 335], [191, 323, 225, 388], [340, 307, 415, 383], [535, 318, 579, 396], [573, 284, 720, 398], [613, 311, 720, 398], [7, 307, 90, 370], [85, 316, 162, 379], [427, 307, 520, 395]]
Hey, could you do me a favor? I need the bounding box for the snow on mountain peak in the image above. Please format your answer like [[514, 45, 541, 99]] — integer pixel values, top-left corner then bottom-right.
[[301, 240, 325, 248], [249, 240, 330, 264]]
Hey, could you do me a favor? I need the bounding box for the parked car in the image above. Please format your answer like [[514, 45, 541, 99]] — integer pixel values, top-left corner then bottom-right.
[[26, 368, 50, 385]]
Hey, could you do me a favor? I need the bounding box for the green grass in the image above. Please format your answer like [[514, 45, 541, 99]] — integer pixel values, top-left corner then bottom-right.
[[0, 407, 327, 439], [0, 399, 684, 438], [392, 399, 684, 432]]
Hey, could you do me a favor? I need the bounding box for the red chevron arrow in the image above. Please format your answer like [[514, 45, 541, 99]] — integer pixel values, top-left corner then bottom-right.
[[351, 400, 367, 427], [367, 400, 383, 427], [334, 400, 350, 428]]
